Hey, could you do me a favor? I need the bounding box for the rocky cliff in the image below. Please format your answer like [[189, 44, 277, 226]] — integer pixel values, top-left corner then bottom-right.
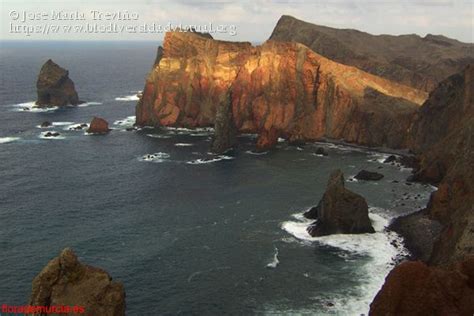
[[409, 65, 474, 266], [269, 15, 474, 92], [371, 65, 473, 313], [36, 59, 82, 107], [29, 248, 125, 316], [136, 31, 427, 150]]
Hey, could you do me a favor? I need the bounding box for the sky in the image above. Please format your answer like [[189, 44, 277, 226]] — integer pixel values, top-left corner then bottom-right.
[[1, 0, 473, 42]]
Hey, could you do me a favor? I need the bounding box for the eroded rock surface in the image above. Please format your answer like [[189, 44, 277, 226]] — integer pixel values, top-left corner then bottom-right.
[[29, 248, 125, 316], [36, 59, 82, 107]]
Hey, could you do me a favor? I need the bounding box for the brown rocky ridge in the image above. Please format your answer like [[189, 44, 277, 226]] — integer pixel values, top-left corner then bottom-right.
[[371, 65, 474, 314], [269, 15, 474, 92], [304, 169, 375, 236], [36, 59, 83, 107], [29, 248, 125, 316], [136, 31, 427, 151]]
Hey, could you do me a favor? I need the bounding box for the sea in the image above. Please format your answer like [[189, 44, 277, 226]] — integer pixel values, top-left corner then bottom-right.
[[0, 41, 435, 315]]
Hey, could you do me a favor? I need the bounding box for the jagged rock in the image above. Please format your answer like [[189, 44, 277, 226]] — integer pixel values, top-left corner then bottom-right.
[[87, 117, 110, 134], [354, 170, 384, 181], [136, 31, 427, 151], [383, 155, 397, 163], [369, 258, 474, 315], [269, 15, 474, 92], [36, 59, 83, 107], [304, 169, 375, 236], [29, 248, 125, 316], [211, 91, 237, 154]]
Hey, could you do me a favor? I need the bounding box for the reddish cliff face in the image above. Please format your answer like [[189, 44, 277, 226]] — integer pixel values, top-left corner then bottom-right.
[[136, 32, 427, 150], [369, 258, 474, 316]]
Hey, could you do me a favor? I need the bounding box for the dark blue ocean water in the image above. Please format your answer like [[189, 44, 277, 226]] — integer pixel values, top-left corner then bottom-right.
[[0, 41, 434, 315]]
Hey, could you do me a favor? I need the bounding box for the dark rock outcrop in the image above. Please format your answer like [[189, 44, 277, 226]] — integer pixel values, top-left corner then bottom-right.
[[269, 15, 474, 92], [371, 65, 473, 312], [211, 90, 237, 154], [136, 31, 427, 151], [87, 117, 110, 134], [305, 169, 375, 236], [354, 170, 384, 181], [389, 209, 443, 262], [36, 59, 82, 107], [40, 121, 52, 128], [369, 257, 474, 315], [29, 248, 125, 316], [315, 147, 328, 156]]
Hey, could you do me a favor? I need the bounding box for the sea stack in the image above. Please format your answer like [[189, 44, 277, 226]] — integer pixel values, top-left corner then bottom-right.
[[36, 59, 82, 107], [87, 117, 110, 134], [29, 248, 125, 315], [304, 169, 375, 236], [211, 91, 237, 154]]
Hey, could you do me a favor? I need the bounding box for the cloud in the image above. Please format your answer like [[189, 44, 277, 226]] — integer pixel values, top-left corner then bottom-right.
[[1, 0, 472, 42]]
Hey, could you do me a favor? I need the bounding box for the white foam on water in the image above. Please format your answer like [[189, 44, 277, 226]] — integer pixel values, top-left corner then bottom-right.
[[113, 116, 136, 128], [65, 123, 89, 131], [175, 143, 194, 147], [0, 137, 20, 144], [266, 247, 280, 269], [165, 126, 214, 133], [139, 152, 171, 163], [281, 208, 408, 315], [77, 101, 102, 107], [146, 134, 171, 139], [52, 122, 74, 126], [39, 131, 65, 140], [115, 95, 140, 101], [186, 155, 234, 165], [245, 150, 268, 155], [11, 101, 58, 113]]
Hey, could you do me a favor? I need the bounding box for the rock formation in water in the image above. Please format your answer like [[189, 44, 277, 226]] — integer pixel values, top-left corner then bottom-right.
[[354, 170, 384, 181], [87, 117, 110, 134], [369, 258, 474, 315], [304, 169, 375, 236], [211, 90, 237, 154], [136, 31, 427, 151], [36, 59, 82, 107], [269, 15, 474, 92], [29, 248, 125, 316]]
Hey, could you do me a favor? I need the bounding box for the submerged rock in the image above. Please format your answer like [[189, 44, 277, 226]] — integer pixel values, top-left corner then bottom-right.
[[40, 121, 52, 128], [87, 117, 110, 134], [211, 91, 237, 154], [44, 132, 60, 138], [354, 170, 384, 181], [315, 147, 329, 156], [305, 169, 375, 236], [36, 59, 82, 107], [29, 248, 125, 316], [369, 257, 474, 315]]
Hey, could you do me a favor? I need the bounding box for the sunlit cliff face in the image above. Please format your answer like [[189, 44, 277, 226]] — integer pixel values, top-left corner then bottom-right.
[[137, 31, 427, 150]]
